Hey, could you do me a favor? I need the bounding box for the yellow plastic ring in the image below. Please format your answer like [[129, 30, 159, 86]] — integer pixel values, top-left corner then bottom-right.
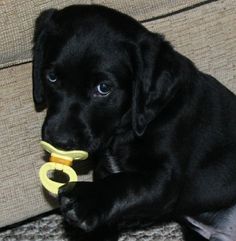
[[39, 162, 78, 195]]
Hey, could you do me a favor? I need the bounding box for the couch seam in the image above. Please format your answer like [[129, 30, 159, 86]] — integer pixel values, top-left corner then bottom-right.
[[0, 209, 59, 232], [0, 0, 220, 71], [140, 0, 219, 23], [0, 59, 32, 71]]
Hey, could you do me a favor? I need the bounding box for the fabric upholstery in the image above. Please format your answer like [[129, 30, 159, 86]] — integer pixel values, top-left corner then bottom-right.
[[0, 0, 235, 228], [0, 0, 204, 69]]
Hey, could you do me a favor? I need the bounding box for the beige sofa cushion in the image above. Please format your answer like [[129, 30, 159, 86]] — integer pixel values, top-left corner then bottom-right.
[[0, 0, 235, 228], [0, 63, 92, 228], [0, 0, 203, 69], [149, 0, 236, 93]]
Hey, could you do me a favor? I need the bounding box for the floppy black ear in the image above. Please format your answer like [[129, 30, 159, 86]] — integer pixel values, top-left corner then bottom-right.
[[132, 32, 191, 136], [32, 9, 57, 110]]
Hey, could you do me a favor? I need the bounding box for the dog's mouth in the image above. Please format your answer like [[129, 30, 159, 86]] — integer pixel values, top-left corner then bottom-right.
[[39, 141, 91, 195]]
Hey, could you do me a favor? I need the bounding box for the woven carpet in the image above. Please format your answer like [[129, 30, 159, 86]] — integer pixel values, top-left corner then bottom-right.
[[0, 211, 184, 241]]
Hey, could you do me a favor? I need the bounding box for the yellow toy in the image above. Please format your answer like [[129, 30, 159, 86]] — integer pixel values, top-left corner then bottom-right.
[[39, 141, 88, 195]]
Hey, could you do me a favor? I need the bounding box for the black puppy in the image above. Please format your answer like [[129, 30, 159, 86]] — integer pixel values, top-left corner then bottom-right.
[[33, 5, 236, 241]]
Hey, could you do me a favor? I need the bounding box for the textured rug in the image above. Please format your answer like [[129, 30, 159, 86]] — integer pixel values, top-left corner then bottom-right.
[[0, 211, 184, 241]]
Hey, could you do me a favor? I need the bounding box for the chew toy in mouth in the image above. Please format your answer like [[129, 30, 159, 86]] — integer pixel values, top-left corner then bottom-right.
[[39, 141, 88, 195]]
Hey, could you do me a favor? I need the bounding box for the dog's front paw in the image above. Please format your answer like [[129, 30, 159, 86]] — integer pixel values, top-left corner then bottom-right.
[[59, 182, 107, 232]]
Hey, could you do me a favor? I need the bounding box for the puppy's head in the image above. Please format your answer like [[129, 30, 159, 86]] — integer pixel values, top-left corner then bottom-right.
[[33, 5, 183, 153]]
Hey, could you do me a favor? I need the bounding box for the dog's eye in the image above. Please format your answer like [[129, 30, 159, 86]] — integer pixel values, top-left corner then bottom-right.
[[96, 83, 111, 96], [46, 71, 57, 83]]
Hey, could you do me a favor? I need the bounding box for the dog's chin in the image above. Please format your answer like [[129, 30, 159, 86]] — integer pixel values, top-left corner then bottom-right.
[[86, 138, 102, 154]]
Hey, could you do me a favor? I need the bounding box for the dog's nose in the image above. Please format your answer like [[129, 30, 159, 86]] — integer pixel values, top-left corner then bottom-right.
[[42, 124, 80, 150], [55, 139, 73, 150], [43, 131, 78, 151], [50, 138, 79, 151]]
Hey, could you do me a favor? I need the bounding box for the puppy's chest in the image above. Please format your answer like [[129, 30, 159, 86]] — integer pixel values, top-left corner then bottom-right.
[[109, 144, 158, 173], [103, 133, 160, 174]]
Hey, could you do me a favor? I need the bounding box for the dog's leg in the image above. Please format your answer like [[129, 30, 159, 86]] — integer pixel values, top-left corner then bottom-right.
[[59, 169, 179, 233], [64, 221, 119, 241]]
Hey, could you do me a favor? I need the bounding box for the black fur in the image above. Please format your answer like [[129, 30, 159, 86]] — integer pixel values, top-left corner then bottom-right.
[[33, 5, 236, 241]]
